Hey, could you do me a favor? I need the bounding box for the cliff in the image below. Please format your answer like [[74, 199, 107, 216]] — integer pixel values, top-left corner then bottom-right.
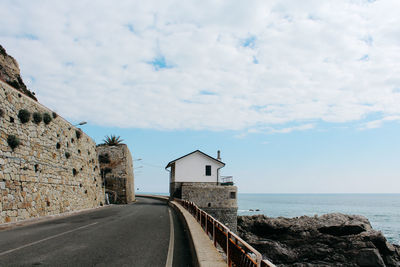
[[238, 213, 400, 266], [0, 44, 37, 100]]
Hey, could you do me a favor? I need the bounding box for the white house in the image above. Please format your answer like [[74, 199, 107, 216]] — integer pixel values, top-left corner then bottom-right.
[[165, 150, 226, 197], [165, 150, 238, 230]]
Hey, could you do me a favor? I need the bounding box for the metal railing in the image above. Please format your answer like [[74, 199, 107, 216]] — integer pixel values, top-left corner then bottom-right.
[[176, 199, 275, 267], [220, 176, 234, 185]]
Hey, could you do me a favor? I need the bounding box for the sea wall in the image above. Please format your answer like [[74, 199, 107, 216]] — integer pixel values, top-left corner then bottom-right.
[[181, 183, 238, 231], [0, 80, 104, 224], [96, 144, 135, 204]]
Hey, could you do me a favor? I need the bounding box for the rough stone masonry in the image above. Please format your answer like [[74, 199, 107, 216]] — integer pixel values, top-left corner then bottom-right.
[[0, 79, 105, 224], [96, 144, 135, 204]]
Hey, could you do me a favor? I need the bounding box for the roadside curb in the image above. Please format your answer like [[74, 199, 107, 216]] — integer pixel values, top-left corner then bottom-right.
[[0, 205, 111, 231]]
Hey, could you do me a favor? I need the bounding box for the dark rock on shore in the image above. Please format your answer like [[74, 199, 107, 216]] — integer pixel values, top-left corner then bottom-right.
[[238, 213, 400, 266], [0, 44, 37, 100]]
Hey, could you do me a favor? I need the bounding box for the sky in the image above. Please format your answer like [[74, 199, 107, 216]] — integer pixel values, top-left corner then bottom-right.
[[0, 0, 399, 193]]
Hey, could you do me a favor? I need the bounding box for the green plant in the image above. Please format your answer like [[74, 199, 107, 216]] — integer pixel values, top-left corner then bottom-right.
[[103, 135, 124, 146], [43, 112, 52, 124], [32, 112, 42, 124], [76, 130, 82, 139], [18, 109, 31, 123], [98, 153, 110, 164], [65, 152, 71, 159], [7, 135, 20, 150], [100, 167, 112, 177], [52, 112, 58, 119]]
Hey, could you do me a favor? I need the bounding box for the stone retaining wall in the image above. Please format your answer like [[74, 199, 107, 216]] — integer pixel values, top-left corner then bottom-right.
[[96, 144, 135, 204], [0, 80, 104, 224], [181, 183, 238, 231]]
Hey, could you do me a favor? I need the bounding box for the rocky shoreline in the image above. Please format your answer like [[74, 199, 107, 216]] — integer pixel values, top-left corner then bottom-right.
[[237, 213, 400, 266]]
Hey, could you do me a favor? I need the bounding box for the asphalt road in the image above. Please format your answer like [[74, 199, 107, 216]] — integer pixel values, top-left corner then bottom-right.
[[0, 197, 193, 267]]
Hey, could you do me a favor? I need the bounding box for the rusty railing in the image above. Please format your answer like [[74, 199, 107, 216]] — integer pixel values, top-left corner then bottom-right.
[[176, 199, 275, 267]]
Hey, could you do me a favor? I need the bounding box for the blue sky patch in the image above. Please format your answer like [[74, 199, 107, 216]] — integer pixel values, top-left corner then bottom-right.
[[125, 24, 135, 33], [253, 56, 259, 64], [359, 54, 369, 61], [199, 90, 218, 96], [148, 55, 173, 70], [242, 36, 256, 48]]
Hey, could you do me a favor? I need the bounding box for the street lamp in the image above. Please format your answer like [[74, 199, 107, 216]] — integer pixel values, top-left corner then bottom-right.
[[74, 121, 87, 126]]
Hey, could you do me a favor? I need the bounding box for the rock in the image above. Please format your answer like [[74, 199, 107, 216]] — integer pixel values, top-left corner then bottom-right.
[[356, 249, 385, 267], [238, 213, 400, 266], [0, 45, 37, 100]]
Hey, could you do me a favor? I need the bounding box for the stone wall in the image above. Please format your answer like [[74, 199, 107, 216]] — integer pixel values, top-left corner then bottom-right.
[[181, 183, 238, 231], [0, 80, 104, 224], [96, 144, 135, 204]]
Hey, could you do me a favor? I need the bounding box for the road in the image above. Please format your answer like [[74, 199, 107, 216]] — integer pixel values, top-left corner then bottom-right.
[[0, 197, 193, 267]]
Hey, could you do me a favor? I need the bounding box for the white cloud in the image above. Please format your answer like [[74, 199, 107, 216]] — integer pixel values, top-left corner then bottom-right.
[[1, 0, 400, 131], [361, 115, 400, 129], [269, 123, 315, 134]]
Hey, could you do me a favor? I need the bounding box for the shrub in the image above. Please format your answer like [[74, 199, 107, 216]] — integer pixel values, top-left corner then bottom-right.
[[65, 152, 71, 159], [72, 168, 78, 176], [18, 109, 31, 123], [43, 112, 52, 124], [7, 135, 20, 150], [0, 108, 4, 118], [100, 167, 112, 177], [32, 112, 42, 124], [103, 135, 124, 146], [98, 153, 110, 164], [52, 112, 58, 119], [76, 130, 82, 139]]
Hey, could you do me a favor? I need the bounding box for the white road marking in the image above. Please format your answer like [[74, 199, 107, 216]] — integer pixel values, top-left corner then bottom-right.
[[165, 208, 174, 267], [0, 222, 98, 257]]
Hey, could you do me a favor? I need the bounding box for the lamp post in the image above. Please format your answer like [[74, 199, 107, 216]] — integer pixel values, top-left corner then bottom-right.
[[74, 121, 87, 126]]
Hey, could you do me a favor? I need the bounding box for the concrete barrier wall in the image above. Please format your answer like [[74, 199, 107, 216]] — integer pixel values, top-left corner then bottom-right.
[[0, 80, 104, 224]]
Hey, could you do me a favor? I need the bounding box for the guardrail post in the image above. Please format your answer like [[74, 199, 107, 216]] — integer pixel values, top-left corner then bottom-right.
[[226, 231, 230, 265], [213, 220, 216, 246], [205, 213, 207, 233]]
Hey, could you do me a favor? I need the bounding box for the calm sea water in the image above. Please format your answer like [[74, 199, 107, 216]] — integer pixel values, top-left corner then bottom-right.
[[237, 194, 400, 245]]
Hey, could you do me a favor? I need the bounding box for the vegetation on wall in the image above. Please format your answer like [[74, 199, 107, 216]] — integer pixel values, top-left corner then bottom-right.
[[43, 112, 52, 124], [7, 135, 20, 150], [102, 135, 124, 146], [65, 151, 71, 159], [100, 167, 112, 178], [32, 112, 42, 124], [76, 130, 82, 139], [52, 112, 57, 119], [98, 153, 111, 164], [18, 109, 31, 123], [0, 108, 4, 118]]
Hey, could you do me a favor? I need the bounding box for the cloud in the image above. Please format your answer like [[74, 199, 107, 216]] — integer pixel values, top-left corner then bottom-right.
[[1, 0, 400, 132], [361, 115, 400, 129], [269, 124, 315, 134]]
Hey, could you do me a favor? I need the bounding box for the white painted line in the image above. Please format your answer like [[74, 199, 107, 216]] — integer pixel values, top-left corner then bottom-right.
[[165, 208, 174, 267], [0, 222, 98, 257]]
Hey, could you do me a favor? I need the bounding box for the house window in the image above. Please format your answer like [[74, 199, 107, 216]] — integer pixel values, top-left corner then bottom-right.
[[205, 165, 211, 176], [230, 192, 236, 199]]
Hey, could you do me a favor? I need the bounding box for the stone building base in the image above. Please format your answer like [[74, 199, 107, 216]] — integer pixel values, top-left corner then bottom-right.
[[203, 207, 238, 232]]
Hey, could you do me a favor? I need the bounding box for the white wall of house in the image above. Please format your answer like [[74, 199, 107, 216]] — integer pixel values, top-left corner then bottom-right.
[[173, 152, 224, 183]]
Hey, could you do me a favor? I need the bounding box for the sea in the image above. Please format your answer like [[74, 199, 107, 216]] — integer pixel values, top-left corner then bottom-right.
[[237, 194, 400, 245]]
